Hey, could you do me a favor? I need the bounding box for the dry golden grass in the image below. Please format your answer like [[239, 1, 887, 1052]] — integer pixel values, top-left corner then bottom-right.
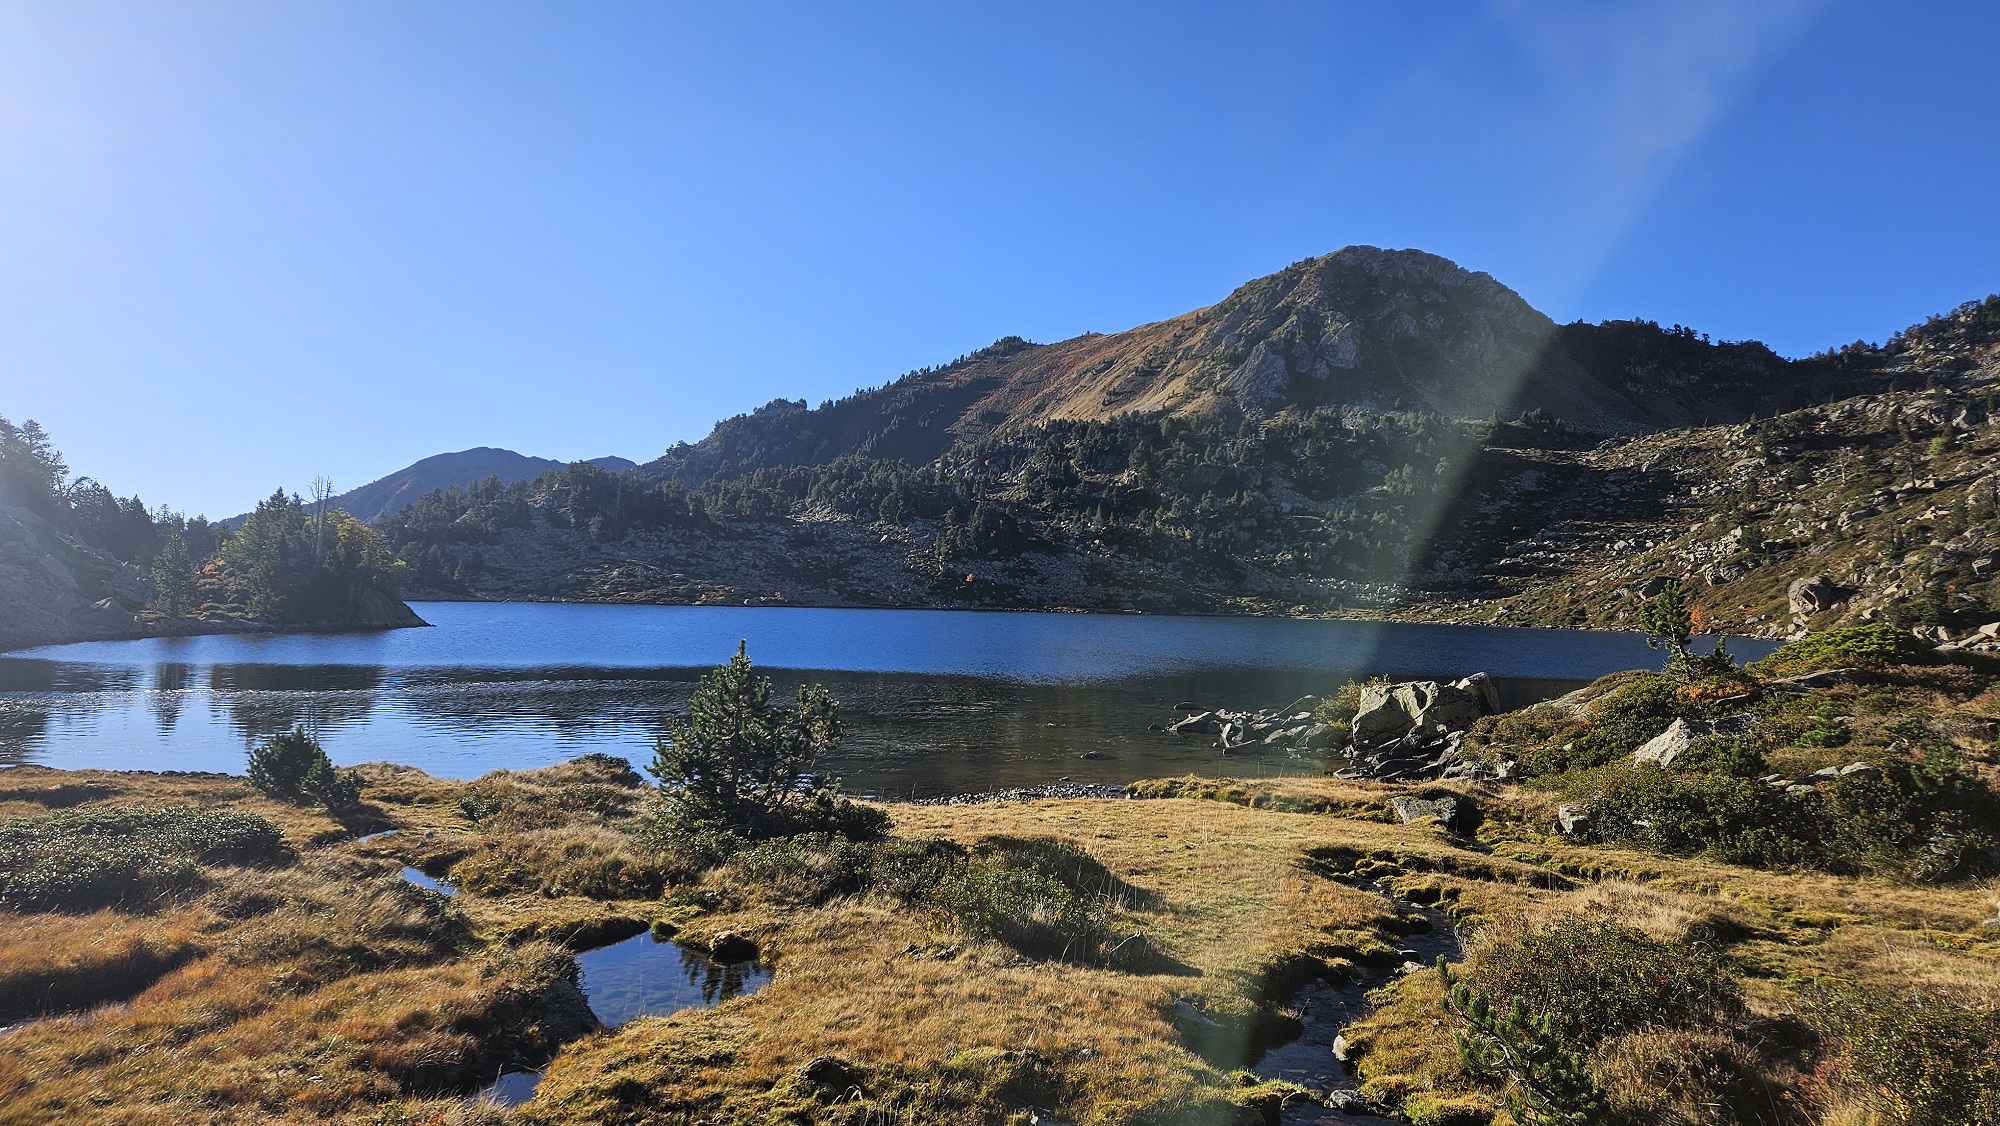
[[0, 748, 1994, 1125]]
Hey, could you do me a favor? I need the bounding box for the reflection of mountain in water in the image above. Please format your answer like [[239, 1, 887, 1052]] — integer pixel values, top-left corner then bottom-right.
[[208, 664, 384, 743], [0, 698, 48, 763]]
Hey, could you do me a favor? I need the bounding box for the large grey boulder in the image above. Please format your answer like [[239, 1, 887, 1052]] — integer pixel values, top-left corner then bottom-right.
[[1789, 575, 1849, 616], [1633, 714, 1755, 766], [1352, 680, 1485, 745], [1388, 794, 1463, 830], [1632, 718, 1698, 766]]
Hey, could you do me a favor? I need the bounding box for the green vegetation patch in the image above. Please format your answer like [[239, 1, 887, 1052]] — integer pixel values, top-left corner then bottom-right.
[[0, 805, 290, 911], [1750, 623, 1940, 676]]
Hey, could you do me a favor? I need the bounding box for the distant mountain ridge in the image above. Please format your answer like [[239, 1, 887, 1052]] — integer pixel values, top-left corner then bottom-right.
[[638, 247, 1832, 487], [294, 448, 635, 525], [367, 246, 2000, 638]]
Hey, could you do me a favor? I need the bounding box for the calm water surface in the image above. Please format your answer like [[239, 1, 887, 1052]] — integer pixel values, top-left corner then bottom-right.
[[0, 603, 1770, 795]]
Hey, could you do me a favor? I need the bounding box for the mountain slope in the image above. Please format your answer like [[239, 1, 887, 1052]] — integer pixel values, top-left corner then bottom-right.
[[321, 448, 635, 524], [641, 247, 1841, 487], [375, 251, 1999, 638]]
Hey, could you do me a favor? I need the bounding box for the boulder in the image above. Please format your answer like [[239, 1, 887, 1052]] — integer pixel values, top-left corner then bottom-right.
[[1388, 795, 1462, 830], [1632, 718, 1697, 766], [1352, 680, 1484, 746], [1633, 714, 1755, 766], [708, 931, 759, 962], [1788, 575, 1849, 617], [1556, 804, 1588, 835], [1298, 723, 1338, 750], [1452, 672, 1503, 715]]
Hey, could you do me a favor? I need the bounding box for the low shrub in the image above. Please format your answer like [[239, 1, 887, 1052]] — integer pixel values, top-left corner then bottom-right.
[[0, 806, 290, 911], [929, 851, 1111, 962], [1522, 675, 1689, 776], [1751, 624, 1937, 677], [1464, 920, 1739, 1048], [449, 825, 676, 899], [1806, 987, 2000, 1126], [1576, 767, 1815, 869], [1576, 744, 1997, 881], [1794, 703, 1852, 748], [721, 833, 961, 907], [1314, 677, 1383, 743]]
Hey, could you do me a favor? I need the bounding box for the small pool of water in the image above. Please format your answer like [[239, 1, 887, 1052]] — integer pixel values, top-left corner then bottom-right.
[[477, 1068, 545, 1107], [474, 928, 773, 1107], [580, 928, 773, 1028], [399, 867, 457, 896]]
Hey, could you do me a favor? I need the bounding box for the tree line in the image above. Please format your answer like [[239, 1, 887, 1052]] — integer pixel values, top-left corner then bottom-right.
[[1, 414, 403, 626]]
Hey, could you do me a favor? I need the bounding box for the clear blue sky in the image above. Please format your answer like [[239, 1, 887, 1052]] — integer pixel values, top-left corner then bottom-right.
[[2, 1, 1996, 518]]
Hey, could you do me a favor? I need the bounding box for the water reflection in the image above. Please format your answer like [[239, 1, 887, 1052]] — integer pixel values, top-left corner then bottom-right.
[[577, 929, 772, 1028], [150, 663, 195, 733], [0, 603, 1778, 790]]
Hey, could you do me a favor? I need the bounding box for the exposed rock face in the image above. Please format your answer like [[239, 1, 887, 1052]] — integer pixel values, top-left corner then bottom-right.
[[0, 502, 148, 652], [1789, 575, 1850, 617], [1632, 714, 1756, 766], [1351, 677, 1490, 748]]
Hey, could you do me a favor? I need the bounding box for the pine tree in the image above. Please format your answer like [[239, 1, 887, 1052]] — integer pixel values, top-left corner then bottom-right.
[[151, 533, 197, 617], [1438, 959, 1610, 1125], [647, 642, 841, 828]]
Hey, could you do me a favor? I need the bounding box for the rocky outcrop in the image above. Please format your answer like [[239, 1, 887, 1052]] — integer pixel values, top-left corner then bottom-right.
[[1632, 714, 1756, 766], [0, 502, 148, 652], [1788, 575, 1850, 617], [1336, 675, 1507, 782]]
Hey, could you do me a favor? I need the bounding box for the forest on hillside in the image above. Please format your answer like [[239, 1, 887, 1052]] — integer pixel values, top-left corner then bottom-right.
[[0, 415, 408, 629]]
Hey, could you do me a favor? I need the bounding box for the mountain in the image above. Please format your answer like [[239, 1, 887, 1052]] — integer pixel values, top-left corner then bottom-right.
[[639, 247, 1837, 487], [316, 448, 636, 525], [373, 247, 1997, 638]]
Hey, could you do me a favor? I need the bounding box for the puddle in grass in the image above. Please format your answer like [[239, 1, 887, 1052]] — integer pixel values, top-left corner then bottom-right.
[[474, 928, 773, 1107], [356, 829, 397, 843], [1253, 884, 1463, 1123], [398, 867, 457, 896]]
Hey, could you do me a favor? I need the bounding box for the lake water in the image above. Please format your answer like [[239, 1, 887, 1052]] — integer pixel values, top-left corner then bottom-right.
[[0, 602, 1771, 796]]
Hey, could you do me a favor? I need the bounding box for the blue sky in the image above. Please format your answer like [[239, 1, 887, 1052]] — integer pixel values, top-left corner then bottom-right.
[[2, 1, 1996, 518]]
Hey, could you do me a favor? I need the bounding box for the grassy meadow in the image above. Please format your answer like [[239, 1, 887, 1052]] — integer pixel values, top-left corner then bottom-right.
[[0, 629, 1997, 1125]]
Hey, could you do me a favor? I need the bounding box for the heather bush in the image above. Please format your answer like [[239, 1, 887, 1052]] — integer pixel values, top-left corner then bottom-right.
[[1750, 624, 1937, 677], [1807, 987, 2000, 1126], [1464, 920, 1740, 1048], [0, 806, 290, 911], [1521, 675, 1689, 776]]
